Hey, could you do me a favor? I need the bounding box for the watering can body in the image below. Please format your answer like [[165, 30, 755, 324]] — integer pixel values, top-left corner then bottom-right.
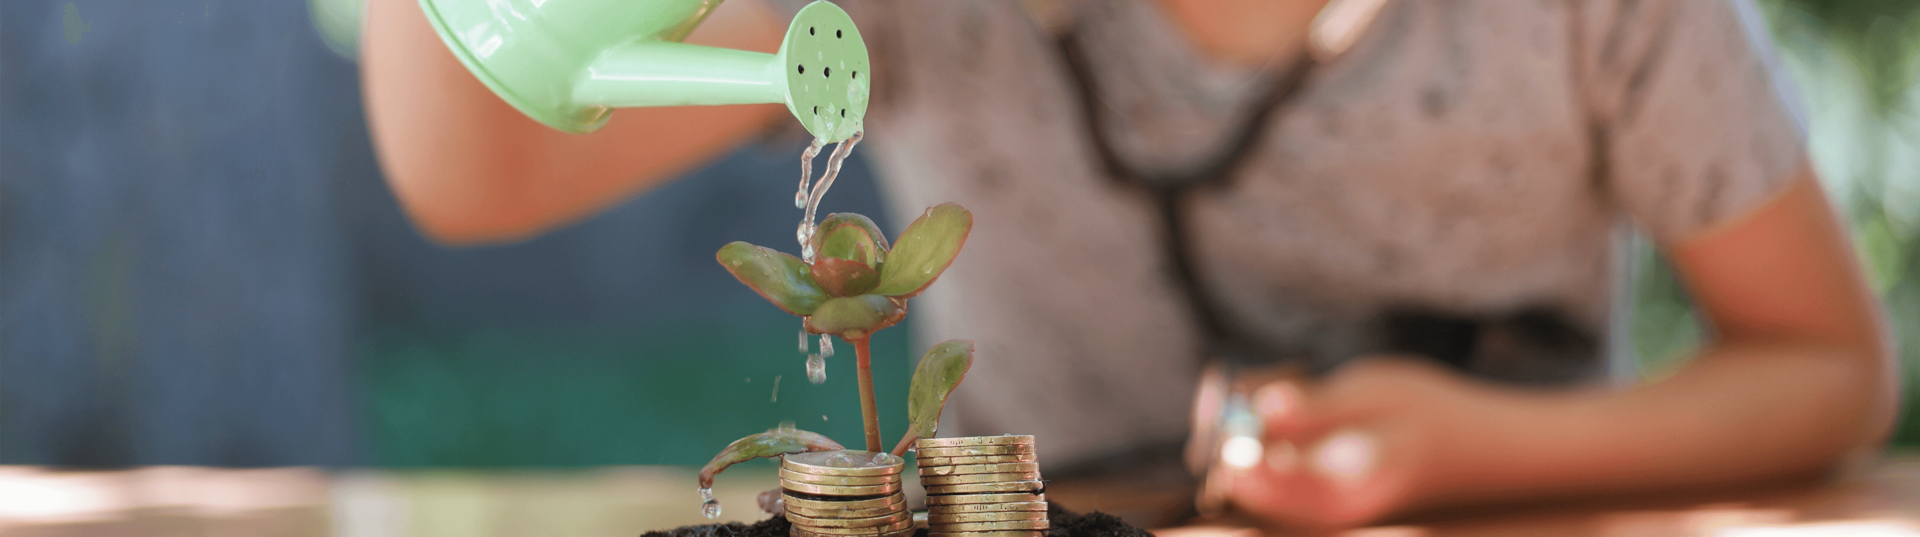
[[418, 0, 868, 142]]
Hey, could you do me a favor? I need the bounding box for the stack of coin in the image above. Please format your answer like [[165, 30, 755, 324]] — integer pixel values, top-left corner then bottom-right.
[[915, 436, 1048, 537], [781, 451, 913, 537]]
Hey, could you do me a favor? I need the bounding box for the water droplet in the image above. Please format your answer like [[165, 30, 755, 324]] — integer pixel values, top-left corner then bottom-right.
[[822, 415, 829, 421], [807, 353, 826, 384], [699, 487, 721, 519], [819, 335, 834, 358], [799, 329, 810, 353]]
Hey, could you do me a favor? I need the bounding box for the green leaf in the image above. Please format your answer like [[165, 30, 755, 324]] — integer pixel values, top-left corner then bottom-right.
[[811, 257, 881, 297], [906, 340, 974, 441], [699, 424, 843, 488], [872, 203, 972, 298], [804, 295, 906, 340], [812, 213, 889, 268], [717, 242, 829, 316]]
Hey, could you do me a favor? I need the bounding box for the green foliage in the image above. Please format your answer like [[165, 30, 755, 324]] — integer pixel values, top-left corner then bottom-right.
[[717, 204, 972, 340], [699, 424, 843, 488], [804, 295, 907, 340], [717, 242, 830, 316], [871, 203, 973, 298], [903, 340, 975, 447]]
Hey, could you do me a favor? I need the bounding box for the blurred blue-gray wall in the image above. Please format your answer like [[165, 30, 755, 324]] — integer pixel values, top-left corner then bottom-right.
[[1, 0, 909, 467]]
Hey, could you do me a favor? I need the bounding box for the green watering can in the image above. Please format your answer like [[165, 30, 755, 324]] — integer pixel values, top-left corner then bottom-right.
[[418, 0, 868, 142]]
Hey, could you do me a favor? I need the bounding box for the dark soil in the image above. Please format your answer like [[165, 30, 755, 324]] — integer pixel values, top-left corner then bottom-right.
[[640, 502, 1153, 537]]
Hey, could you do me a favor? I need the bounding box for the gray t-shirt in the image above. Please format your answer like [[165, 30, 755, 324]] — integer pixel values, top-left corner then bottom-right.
[[824, 0, 1804, 466]]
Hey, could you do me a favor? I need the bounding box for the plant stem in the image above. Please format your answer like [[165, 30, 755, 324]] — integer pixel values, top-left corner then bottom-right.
[[852, 337, 882, 453]]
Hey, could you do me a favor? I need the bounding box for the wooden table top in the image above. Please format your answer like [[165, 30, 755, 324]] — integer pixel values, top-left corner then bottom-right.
[[0, 455, 1913, 536], [1047, 455, 1920, 536]]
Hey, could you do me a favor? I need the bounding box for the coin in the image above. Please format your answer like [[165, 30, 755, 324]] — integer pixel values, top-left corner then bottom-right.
[[791, 528, 916, 537], [785, 503, 906, 519], [915, 445, 1036, 457], [920, 472, 1042, 486], [781, 468, 902, 486], [918, 462, 1041, 476], [923, 481, 1044, 495], [790, 518, 916, 535], [786, 511, 910, 528], [784, 451, 905, 477], [915, 435, 1035, 448], [791, 529, 915, 537], [930, 520, 1050, 531], [925, 531, 1046, 537], [926, 510, 1049, 524], [914, 454, 1039, 466], [784, 481, 903, 496], [923, 492, 1045, 505], [782, 492, 906, 511], [927, 501, 1049, 514]]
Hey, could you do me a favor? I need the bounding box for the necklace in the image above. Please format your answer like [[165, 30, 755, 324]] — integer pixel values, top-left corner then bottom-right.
[[1053, 28, 1318, 363]]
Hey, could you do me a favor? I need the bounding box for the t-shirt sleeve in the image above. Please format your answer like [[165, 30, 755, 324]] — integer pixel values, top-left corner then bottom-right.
[[1577, 0, 1808, 243]]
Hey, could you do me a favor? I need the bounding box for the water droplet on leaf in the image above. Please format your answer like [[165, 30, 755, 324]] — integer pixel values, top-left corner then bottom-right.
[[699, 487, 721, 518]]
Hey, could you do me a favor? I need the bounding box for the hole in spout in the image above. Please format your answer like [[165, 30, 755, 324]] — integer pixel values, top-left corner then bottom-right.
[[809, 26, 815, 35], [824, 67, 831, 78], [798, 65, 805, 74], [836, 29, 843, 38]]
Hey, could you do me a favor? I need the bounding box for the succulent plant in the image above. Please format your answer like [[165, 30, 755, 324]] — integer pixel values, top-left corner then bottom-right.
[[699, 203, 977, 500], [716, 202, 972, 341]]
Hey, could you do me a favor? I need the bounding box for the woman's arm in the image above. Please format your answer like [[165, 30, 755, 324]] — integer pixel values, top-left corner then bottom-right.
[[1229, 163, 1896, 527], [361, 0, 789, 244]]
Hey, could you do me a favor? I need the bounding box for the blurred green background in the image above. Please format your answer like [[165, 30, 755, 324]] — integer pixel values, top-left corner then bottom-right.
[[1631, 0, 1920, 446]]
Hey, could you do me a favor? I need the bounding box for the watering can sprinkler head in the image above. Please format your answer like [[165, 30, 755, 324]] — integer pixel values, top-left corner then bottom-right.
[[418, 0, 869, 143]]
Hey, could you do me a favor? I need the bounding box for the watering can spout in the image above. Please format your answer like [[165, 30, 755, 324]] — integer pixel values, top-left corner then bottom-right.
[[418, 0, 868, 142]]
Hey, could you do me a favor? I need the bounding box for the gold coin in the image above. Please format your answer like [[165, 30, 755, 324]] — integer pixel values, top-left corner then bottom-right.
[[932, 520, 1050, 532], [784, 451, 905, 477], [923, 492, 1045, 505], [784, 480, 902, 496], [915, 435, 1035, 448], [786, 510, 910, 528], [919, 462, 1041, 476], [926, 511, 1048, 524], [927, 501, 1049, 514], [782, 492, 906, 511], [915, 445, 1035, 457], [781, 468, 902, 487], [926, 531, 1046, 537], [920, 472, 1042, 486], [923, 481, 1044, 495], [790, 518, 916, 535], [914, 454, 1039, 466], [791, 528, 916, 537], [785, 503, 906, 519]]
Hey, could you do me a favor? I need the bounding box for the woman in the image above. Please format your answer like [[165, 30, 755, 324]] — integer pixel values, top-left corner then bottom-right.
[[363, 0, 1893, 527]]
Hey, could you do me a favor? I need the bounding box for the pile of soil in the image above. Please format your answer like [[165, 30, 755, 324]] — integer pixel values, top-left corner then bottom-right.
[[640, 502, 1152, 537]]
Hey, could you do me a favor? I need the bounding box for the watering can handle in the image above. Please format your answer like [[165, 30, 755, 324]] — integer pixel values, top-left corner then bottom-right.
[[418, 0, 868, 142]]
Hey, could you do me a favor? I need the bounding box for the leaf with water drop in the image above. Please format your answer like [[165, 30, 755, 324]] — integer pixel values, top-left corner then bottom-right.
[[892, 339, 974, 455], [811, 213, 889, 268], [810, 257, 880, 297], [717, 242, 830, 316], [698, 426, 844, 488], [804, 295, 906, 340], [872, 203, 972, 298]]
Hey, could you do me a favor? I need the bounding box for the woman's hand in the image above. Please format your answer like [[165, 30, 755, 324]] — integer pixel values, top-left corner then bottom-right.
[[1224, 356, 1528, 528], [1224, 169, 1894, 530]]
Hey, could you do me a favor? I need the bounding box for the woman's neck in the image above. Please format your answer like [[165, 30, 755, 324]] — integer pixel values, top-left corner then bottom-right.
[[1155, 0, 1333, 65]]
